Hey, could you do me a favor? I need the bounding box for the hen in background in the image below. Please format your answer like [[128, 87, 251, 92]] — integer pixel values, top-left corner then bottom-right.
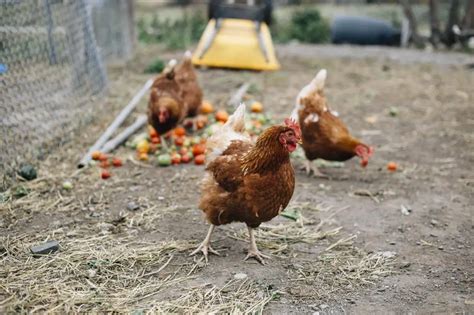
[[192, 104, 301, 264], [291, 69, 374, 177], [147, 59, 186, 146]]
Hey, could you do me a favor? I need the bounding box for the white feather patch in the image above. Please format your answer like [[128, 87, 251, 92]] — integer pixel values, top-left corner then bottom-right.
[[304, 113, 319, 124], [330, 110, 339, 117]]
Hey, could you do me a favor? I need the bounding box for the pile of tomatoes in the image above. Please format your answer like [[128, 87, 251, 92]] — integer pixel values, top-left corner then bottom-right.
[[133, 125, 207, 167], [90, 151, 123, 179]]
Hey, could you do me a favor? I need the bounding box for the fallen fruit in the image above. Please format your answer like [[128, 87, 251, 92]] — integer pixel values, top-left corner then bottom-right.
[[179, 147, 188, 156], [250, 101, 263, 113], [136, 139, 150, 154], [101, 169, 111, 179], [196, 115, 208, 129], [157, 154, 172, 166], [175, 136, 185, 146], [151, 136, 160, 144], [200, 100, 214, 114], [174, 127, 186, 137], [149, 143, 159, 153], [98, 153, 108, 162], [100, 160, 110, 168], [192, 144, 206, 157], [190, 136, 201, 145], [91, 151, 102, 161], [171, 153, 181, 165], [138, 152, 148, 161], [112, 157, 123, 167], [18, 164, 37, 181], [183, 138, 191, 147], [148, 125, 158, 138], [181, 153, 191, 163], [389, 107, 398, 117], [62, 181, 73, 190], [215, 110, 229, 123], [387, 162, 398, 172], [194, 154, 205, 165]]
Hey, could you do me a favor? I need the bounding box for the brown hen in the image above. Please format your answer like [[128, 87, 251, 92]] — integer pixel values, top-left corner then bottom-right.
[[291, 69, 374, 177], [191, 104, 301, 264], [147, 60, 186, 145]]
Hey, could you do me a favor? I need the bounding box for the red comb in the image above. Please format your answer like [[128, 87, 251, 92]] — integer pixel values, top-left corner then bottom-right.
[[284, 118, 301, 138]]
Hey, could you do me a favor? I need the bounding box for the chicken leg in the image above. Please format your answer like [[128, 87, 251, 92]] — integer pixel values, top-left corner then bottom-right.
[[190, 224, 220, 262], [303, 160, 329, 178], [244, 226, 270, 265]]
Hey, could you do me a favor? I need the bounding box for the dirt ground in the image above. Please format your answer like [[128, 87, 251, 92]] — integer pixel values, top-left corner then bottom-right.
[[1, 44, 473, 313]]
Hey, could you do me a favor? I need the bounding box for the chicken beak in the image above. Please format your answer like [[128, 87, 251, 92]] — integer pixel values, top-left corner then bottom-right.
[[297, 138, 303, 145]]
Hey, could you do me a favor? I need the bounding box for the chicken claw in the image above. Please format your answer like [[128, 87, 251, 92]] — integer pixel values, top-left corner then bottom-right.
[[190, 225, 220, 262], [303, 160, 329, 178], [244, 227, 270, 265], [244, 249, 271, 265]]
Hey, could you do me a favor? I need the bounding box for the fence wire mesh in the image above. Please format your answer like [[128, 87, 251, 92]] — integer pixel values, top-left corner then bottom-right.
[[0, 0, 135, 190]]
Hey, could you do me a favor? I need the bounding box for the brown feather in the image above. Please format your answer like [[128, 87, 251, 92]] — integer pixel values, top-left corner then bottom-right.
[[298, 90, 368, 161], [147, 72, 186, 135], [199, 126, 296, 229], [175, 58, 203, 117]]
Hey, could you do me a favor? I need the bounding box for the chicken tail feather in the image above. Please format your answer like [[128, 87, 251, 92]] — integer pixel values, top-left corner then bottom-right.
[[311, 69, 327, 92], [225, 103, 246, 133]]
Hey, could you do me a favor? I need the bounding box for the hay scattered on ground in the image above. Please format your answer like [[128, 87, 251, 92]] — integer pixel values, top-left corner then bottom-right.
[[286, 247, 396, 302], [0, 231, 197, 313], [228, 223, 342, 257], [152, 278, 275, 314], [227, 203, 348, 257]]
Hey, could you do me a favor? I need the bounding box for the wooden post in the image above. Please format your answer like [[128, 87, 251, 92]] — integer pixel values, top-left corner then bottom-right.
[[400, 0, 425, 48], [429, 0, 443, 47], [444, 0, 461, 47], [44, 0, 57, 65]]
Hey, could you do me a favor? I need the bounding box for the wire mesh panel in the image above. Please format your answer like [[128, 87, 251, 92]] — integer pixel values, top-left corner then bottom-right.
[[0, 0, 134, 190]]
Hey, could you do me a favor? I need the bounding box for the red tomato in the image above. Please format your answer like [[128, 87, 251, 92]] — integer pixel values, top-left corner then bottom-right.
[[174, 127, 186, 137], [171, 153, 181, 165], [149, 126, 158, 138], [151, 136, 160, 144], [387, 162, 398, 172], [194, 154, 205, 165], [100, 160, 110, 168], [175, 136, 185, 146], [112, 157, 123, 167], [179, 147, 188, 156], [101, 169, 111, 179], [181, 153, 191, 163], [192, 144, 206, 157], [98, 153, 108, 161]]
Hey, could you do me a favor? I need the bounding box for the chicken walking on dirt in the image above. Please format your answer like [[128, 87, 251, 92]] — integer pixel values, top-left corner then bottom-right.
[[291, 69, 374, 177], [191, 104, 302, 264]]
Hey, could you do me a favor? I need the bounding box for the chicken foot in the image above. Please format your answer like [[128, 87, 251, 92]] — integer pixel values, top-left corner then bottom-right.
[[244, 226, 270, 265], [302, 160, 329, 178], [190, 224, 220, 262]]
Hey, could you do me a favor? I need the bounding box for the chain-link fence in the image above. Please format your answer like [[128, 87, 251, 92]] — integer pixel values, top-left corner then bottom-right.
[[0, 0, 135, 190]]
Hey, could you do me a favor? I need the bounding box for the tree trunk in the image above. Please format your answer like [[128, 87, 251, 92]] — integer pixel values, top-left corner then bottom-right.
[[429, 0, 443, 47], [462, 0, 474, 30], [400, 0, 425, 48], [444, 0, 461, 47]]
